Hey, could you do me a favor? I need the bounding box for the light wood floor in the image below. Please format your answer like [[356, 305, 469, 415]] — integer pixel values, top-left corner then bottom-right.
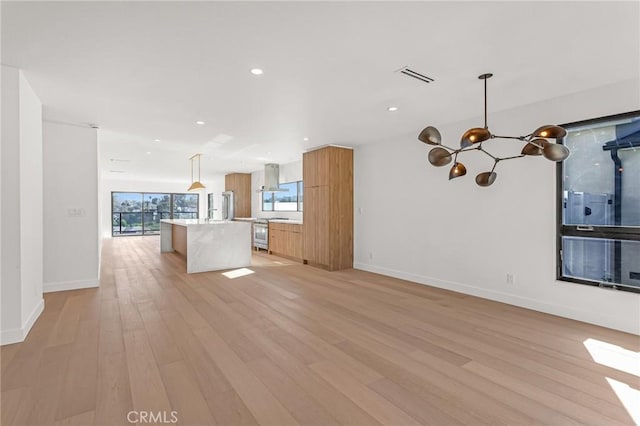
[[2, 236, 639, 425]]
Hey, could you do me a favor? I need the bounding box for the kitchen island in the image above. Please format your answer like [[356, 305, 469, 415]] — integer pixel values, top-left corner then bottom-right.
[[160, 219, 251, 273]]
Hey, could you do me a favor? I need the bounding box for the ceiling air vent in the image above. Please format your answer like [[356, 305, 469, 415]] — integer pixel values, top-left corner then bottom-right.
[[397, 66, 434, 84]]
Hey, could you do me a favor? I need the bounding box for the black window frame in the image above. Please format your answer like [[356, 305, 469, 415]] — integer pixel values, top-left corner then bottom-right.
[[111, 191, 199, 237], [556, 110, 640, 293], [261, 180, 303, 212]]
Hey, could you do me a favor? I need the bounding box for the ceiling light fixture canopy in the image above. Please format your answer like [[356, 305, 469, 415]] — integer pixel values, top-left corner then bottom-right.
[[188, 154, 205, 192], [418, 73, 569, 187]]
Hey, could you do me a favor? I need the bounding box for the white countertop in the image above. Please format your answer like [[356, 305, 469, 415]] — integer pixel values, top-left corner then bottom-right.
[[161, 219, 245, 226], [269, 219, 303, 225], [232, 217, 303, 225]]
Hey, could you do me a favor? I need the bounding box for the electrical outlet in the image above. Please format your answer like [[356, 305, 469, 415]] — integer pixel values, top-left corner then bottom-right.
[[506, 273, 515, 285], [67, 208, 85, 217]]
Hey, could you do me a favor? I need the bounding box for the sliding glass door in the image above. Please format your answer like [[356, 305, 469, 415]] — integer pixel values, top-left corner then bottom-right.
[[143, 193, 171, 234], [112, 192, 199, 236], [112, 192, 144, 236]]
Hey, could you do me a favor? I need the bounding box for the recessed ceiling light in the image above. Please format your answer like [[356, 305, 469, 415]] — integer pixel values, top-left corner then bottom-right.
[[250, 68, 264, 75], [387, 106, 398, 112], [154, 139, 160, 142], [146, 152, 151, 155], [196, 121, 205, 125], [303, 137, 309, 141]]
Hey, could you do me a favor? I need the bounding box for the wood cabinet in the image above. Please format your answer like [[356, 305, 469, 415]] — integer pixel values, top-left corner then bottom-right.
[[269, 223, 303, 260], [302, 146, 329, 187], [303, 146, 353, 271], [224, 173, 252, 218]]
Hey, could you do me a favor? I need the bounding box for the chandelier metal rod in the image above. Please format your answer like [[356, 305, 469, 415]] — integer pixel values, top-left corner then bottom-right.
[[497, 154, 526, 161], [491, 135, 527, 141], [478, 146, 498, 161], [484, 77, 488, 129]]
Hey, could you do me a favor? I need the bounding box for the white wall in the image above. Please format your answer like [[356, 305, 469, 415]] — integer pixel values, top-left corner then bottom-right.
[[19, 73, 44, 324], [1, 66, 23, 341], [250, 160, 303, 220], [43, 122, 99, 293], [100, 176, 225, 238], [354, 78, 640, 335], [1, 67, 44, 345]]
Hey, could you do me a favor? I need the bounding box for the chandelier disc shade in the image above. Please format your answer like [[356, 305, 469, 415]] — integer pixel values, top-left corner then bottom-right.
[[532, 125, 567, 139], [419, 126, 442, 145], [543, 143, 571, 162], [460, 127, 491, 148], [448, 162, 467, 180], [521, 139, 548, 156], [475, 171, 497, 187], [188, 153, 205, 192], [418, 73, 570, 187], [428, 147, 453, 167]]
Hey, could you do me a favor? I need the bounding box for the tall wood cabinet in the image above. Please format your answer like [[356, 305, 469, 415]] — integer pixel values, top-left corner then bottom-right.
[[224, 173, 252, 218], [303, 146, 353, 271]]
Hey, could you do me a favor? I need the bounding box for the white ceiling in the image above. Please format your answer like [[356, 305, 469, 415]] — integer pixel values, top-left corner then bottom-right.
[[3, 1, 638, 183]]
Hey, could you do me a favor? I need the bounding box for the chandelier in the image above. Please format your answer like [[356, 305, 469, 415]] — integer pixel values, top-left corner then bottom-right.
[[419, 73, 570, 186]]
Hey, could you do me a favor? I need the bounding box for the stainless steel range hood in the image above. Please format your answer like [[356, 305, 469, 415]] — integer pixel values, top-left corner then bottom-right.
[[257, 163, 289, 192]]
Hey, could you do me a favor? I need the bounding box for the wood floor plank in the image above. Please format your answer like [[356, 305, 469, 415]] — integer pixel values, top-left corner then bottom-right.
[[159, 309, 259, 426], [2, 235, 637, 426], [197, 291, 383, 426], [122, 328, 172, 415], [246, 357, 341, 426], [368, 377, 464, 426], [221, 283, 382, 384], [159, 360, 216, 426], [47, 293, 87, 347], [400, 321, 628, 406], [1, 387, 32, 426], [24, 343, 73, 425], [335, 339, 515, 426], [94, 350, 133, 426], [137, 300, 183, 366], [309, 359, 422, 426], [56, 319, 99, 420], [463, 360, 633, 426], [54, 410, 95, 426], [193, 326, 299, 426]]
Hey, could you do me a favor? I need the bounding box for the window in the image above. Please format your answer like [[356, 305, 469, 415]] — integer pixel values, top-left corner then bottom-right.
[[112, 192, 199, 236], [172, 193, 199, 219], [262, 180, 303, 212], [558, 111, 640, 293]]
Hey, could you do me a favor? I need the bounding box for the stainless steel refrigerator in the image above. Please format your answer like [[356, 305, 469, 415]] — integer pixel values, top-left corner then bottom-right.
[[221, 191, 234, 221]]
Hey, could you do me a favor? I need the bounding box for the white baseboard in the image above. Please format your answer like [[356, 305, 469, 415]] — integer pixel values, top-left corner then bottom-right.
[[1, 298, 44, 346], [354, 262, 639, 335], [44, 278, 99, 293]]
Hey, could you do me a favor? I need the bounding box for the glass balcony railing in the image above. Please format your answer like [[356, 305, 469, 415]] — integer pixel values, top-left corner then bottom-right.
[[112, 211, 197, 236]]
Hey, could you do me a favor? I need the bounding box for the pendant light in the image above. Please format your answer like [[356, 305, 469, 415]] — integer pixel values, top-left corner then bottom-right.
[[419, 73, 570, 186], [187, 154, 205, 192]]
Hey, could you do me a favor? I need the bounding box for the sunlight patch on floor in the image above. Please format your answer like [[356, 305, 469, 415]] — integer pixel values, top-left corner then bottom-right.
[[222, 268, 255, 279], [606, 378, 640, 424], [583, 338, 640, 377]]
